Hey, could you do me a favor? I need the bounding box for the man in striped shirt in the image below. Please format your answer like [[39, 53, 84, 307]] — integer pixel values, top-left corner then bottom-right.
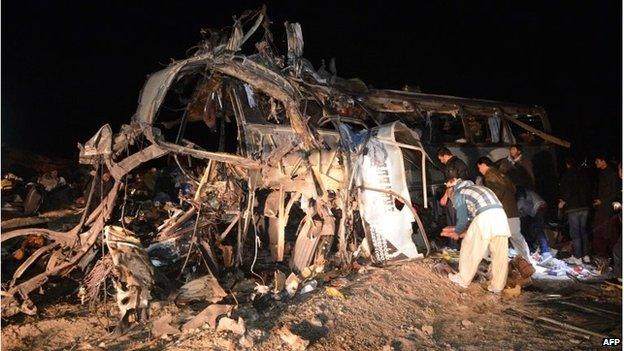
[[443, 178, 511, 293]]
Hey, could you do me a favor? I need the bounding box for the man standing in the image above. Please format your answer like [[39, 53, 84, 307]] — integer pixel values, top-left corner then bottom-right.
[[558, 157, 592, 264], [437, 147, 469, 249], [476, 157, 531, 261], [592, 155, 620, 258], [499, 144, 535, 189], [437, 147, 469, 181], [444, 177, 511, 293]]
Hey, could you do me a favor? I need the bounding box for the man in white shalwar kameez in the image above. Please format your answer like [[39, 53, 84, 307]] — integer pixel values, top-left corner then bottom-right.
[[444, 178, 511, 293]]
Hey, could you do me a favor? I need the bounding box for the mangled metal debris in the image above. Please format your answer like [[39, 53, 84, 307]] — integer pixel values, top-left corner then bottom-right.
[[105, 225, 155, 333], [1, 7, 432, 325], [151, 313, 181, 338], [1, 6, 570, 335], [182, 304, 233, 331], [175, 274, 227, 304]]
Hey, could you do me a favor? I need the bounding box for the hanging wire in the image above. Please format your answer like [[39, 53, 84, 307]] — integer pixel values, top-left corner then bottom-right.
[[179, 204, 203, 277], [174, 154, 200, 184], [119, 145, 130, 230], [248, 190, 264, 284], [99, 159, 106, 304]]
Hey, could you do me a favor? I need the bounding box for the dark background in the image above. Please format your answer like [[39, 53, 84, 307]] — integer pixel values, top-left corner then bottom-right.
[[2, 1, 622, 162]]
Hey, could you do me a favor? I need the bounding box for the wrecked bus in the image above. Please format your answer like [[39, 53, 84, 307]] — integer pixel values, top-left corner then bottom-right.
[[1, 7, 569, 330], [360, 89, 569, 230], [1, 9, 434, 322]]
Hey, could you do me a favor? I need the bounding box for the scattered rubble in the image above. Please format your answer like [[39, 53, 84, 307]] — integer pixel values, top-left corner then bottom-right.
[[175, 274, 227, 304], [152, 314, 181, 338], [299, 280, 317, 295], [328, 277, 349, 289], [285, 273, 301, 298], [181, 304, 233, 331], [325, 286, 346, 299], [277, 326, 310, 350], [274, 270, 286, 294], [216, 317, 246, 335], [503, 284, 522, 299], [421, 325, 434, 336], [432, 261, 455, 276], [1, 259, 620, 350]]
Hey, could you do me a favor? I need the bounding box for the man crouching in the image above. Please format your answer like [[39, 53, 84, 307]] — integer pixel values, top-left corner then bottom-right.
[[443, 177, 511, 293]]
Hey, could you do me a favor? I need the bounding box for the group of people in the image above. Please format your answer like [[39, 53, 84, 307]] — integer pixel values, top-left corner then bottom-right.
[[436, 145, 622, 293]]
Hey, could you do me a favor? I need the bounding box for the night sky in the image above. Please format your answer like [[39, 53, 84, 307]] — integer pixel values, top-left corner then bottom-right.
[[2, 1, 622, 161]]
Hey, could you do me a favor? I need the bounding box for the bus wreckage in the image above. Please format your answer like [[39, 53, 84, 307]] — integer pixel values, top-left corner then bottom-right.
[[1, 7, 568, 332]]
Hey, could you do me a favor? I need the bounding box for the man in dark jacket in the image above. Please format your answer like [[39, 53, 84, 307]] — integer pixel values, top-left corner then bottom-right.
[[558, 157, 592, 263], [498, 144, 535, 189], [477, 157, 531, 261], [438, 147, 469, 249], [437, 147, 469, 180], [592, 155, 621, 258]]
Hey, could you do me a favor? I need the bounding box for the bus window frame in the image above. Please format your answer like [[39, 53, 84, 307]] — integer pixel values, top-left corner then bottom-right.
[[462, 114, 493, 145], [429, 112, 467, 145], [509, 114, 547, 145]]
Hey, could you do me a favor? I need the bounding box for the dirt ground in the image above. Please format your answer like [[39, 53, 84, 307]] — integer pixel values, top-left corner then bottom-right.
[[2, 259, 621, 351]]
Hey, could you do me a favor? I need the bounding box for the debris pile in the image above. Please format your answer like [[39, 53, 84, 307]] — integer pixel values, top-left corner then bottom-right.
[[1, 6, 433, 335]]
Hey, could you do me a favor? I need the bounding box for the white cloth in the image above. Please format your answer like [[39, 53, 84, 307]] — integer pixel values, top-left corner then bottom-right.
[[470, 208, 511, 240], [508, 217, 531, 260], [456, 208, 510, 292]]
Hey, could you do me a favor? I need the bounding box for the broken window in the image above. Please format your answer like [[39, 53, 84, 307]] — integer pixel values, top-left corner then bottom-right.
[[152, 70, 240, 153], [392, 113, 427, 142], [430, 113, 465, 143], [302, 99, 326, 128], [464, 116, 490, 144], [509, 114, 544, 144], [233, 83, 288, 125], [403, 149, 425, 203], [501, 119, 516, 144]]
